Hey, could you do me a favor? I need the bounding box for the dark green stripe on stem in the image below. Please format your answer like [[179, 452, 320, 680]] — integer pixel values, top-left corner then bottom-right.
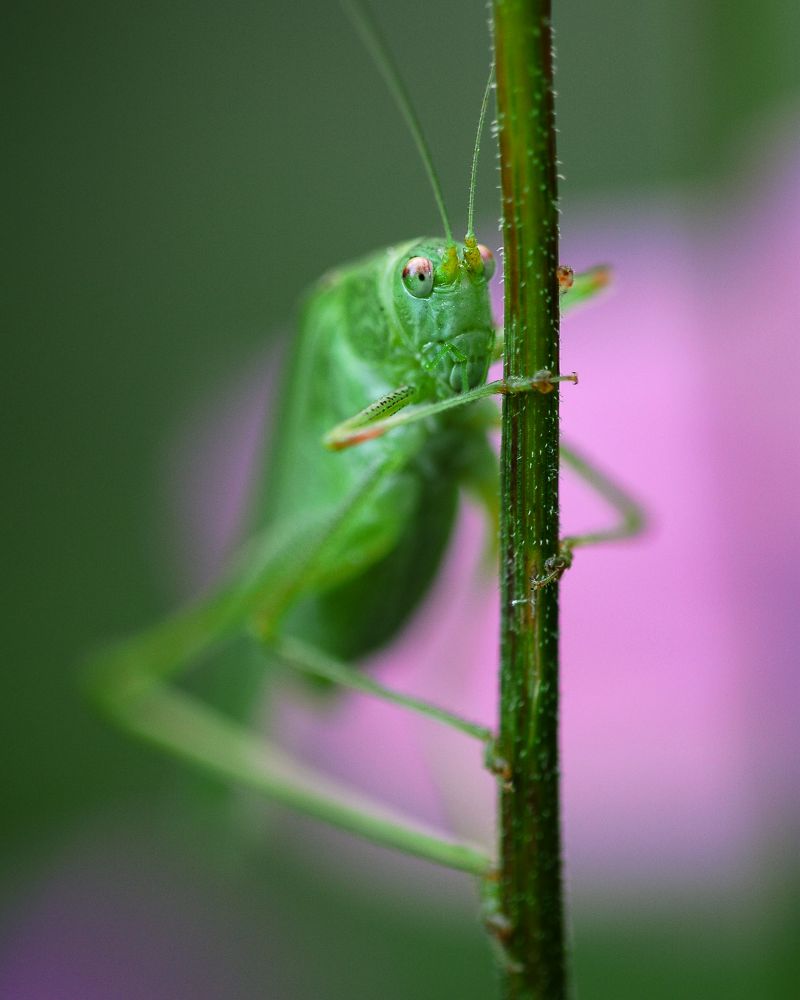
[[493, 1, 567, 997]]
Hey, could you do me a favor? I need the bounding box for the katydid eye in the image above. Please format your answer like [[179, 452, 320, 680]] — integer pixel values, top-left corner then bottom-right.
[[402, 256, 434, 298], [478, 244, 496, 279]]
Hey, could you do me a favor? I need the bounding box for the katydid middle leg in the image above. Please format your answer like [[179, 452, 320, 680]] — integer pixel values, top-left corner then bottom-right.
[[269, 634, 492, 743], [531, 441, 646, 589]]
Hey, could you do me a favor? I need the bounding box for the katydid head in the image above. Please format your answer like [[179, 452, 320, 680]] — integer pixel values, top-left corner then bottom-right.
[[392, 57, 496, 394], [391, 237, 496, 394]]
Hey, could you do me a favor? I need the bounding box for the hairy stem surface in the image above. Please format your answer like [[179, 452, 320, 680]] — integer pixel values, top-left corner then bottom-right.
[[493, 1, 567, 996]]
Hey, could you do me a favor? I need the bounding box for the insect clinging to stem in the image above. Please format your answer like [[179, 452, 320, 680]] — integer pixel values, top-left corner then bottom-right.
[[86, 0, 642, 875]]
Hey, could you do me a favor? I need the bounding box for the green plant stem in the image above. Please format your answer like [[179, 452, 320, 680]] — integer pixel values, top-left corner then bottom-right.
[[493, 1, 567, 997]]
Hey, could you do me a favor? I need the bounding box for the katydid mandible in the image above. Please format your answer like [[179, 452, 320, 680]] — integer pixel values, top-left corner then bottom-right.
[[86, 0, 642, 875]]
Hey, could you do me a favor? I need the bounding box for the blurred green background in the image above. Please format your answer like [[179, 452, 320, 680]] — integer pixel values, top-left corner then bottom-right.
[[4, 1, 799, 997]]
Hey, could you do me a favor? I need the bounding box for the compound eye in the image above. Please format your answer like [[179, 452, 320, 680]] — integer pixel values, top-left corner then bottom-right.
[[402, 256, 434, 298], [477, 244, 496, 279]]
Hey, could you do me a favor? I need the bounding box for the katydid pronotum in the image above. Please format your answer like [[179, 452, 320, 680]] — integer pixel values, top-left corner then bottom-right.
[[86, 0, 643, 878]]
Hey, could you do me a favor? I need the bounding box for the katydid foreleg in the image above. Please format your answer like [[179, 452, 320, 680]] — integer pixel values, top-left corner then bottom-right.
[[324, 371, 578, 450]]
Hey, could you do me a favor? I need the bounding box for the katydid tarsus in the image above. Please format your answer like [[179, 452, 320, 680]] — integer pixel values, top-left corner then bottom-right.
[[86, 0, 643, 877]]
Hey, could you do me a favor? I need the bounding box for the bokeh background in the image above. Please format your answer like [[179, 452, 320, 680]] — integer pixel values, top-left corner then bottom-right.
[[4, 1, 799, 997]]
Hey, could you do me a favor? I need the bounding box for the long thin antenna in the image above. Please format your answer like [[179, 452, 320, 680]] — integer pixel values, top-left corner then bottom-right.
[[341, 0, 453, 244], [466, 67, 494, 241]]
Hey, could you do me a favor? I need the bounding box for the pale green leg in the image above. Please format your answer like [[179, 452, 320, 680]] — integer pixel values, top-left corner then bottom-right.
[[490, 263, 613, 361], [272, 635, 493, 743], [108, 681, 489, 875], [85, 453, 493, 875], [325, 372, 577, 450], [459, 433, 644, 782], [561, 442, 646, 550], [531, 441, 646, 589], [561, 264, 612, 310]]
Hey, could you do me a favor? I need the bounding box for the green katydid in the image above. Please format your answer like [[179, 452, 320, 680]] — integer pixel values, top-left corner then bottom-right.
[[85, 0, 642, 876]]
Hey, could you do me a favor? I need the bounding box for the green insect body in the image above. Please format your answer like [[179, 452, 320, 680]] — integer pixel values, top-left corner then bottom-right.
[[86, 1, 641, 875], [263, 236, 496, 662]]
